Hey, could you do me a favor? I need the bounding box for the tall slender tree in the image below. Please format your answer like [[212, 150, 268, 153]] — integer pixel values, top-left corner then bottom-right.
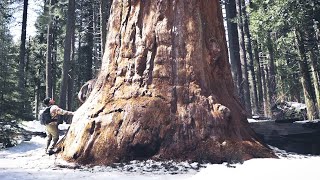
[[59, 0, 76, 109], [18, 0, 28, 104], [45, 0, 55, 98], [86, 2, 94, 80], [225, 0, 244, 104], [266, 32, 276, 118], [66, 32, 76, 111], [295, 29, 319, 120], [253, 40, 264, 114], [100, 0, 112, 56], [236, 0, 252, 116], [242, 0, 258, 115]]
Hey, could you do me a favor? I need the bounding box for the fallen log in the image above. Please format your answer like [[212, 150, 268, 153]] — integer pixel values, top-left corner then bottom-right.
[[250, 120, 320, 155]]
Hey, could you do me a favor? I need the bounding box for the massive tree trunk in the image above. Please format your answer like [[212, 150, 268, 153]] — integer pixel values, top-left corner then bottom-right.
[[58, 0, 276, 165]]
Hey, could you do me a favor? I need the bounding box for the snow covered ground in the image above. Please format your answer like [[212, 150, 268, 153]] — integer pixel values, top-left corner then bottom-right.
[[0, 121, 320, 180]]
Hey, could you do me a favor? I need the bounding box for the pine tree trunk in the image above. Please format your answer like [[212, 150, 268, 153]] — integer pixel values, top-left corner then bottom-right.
[[306, 26, 320, 109], [85, 4, 94, 81], [236, 0, 252, 116], [295, 30, 319, 120], [290, 73, 302, 102], [76, 1, 83, 92], [225, 0, 244, 102], [100, 0, 112, 56], [35, 69, 41, 118], [266, 33, 276, 118], [18, 0, 28, 101], [253, 40, 264, 115], [242, 0, 258, 115], [58, 0, 276, 165], [46, 0, 55, 97], [93, 1, 101, 74], [310, 51, 320, 108], [67, 27, 76, 111], [52, 35, 58, 100], [60, 0, 76, 109], [261, 58, 270, 117]]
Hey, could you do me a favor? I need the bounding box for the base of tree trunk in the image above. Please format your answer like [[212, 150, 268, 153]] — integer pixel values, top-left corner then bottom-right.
[[57, 93, 276, 165]]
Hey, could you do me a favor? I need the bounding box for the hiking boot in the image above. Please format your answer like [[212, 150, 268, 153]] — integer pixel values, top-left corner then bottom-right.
[[47, 148, 55, 155]]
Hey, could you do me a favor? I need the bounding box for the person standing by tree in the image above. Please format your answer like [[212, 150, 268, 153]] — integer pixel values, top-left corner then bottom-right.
[[42, 97, 74, 154]]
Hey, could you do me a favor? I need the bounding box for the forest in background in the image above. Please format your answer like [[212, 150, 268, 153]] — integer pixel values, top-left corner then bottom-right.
[[0, 0, 319, 123]]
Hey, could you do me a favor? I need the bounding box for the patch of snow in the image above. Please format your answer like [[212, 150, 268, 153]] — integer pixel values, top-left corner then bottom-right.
[[190, 157, 320, 180], [3, 125, 11, 129], [252, 115, 260, 119], [287, 102, 306, 110], [247, 118, 257, 122], [20, 120, 70, 133], [0, 136, 195, 179], [247, 119, 273, 123], [20, 120, 46, 132], [1, 121, 320, 180]]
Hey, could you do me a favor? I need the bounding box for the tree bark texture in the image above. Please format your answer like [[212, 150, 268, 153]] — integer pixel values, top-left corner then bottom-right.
[[59, 0, 276, 165]]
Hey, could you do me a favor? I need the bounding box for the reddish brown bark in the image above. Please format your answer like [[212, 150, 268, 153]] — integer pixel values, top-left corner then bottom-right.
[[58, 0, 276, 165]]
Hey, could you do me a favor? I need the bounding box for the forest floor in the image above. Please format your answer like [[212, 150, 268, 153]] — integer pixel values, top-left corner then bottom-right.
[[0, 120, 319, 180]]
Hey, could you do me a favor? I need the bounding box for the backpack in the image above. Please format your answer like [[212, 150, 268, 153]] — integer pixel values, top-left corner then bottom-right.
[[39, 106, 52, 125]]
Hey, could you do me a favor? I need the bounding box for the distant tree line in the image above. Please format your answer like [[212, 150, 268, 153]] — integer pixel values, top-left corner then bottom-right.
[[223, 0, 320, 120], [0, 0, 112, 122], [0, 0, 319, 122]]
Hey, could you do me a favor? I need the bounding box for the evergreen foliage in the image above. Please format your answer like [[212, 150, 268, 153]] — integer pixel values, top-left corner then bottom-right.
[[0, 1, 24, 121], [247, 0, 320, 119]]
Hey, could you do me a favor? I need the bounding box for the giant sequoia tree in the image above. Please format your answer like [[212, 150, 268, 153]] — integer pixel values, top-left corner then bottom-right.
[[58, 0, 276, 165]]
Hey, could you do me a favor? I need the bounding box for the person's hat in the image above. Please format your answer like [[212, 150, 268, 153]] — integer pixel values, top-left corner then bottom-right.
[[43, 97, 51, 106]]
